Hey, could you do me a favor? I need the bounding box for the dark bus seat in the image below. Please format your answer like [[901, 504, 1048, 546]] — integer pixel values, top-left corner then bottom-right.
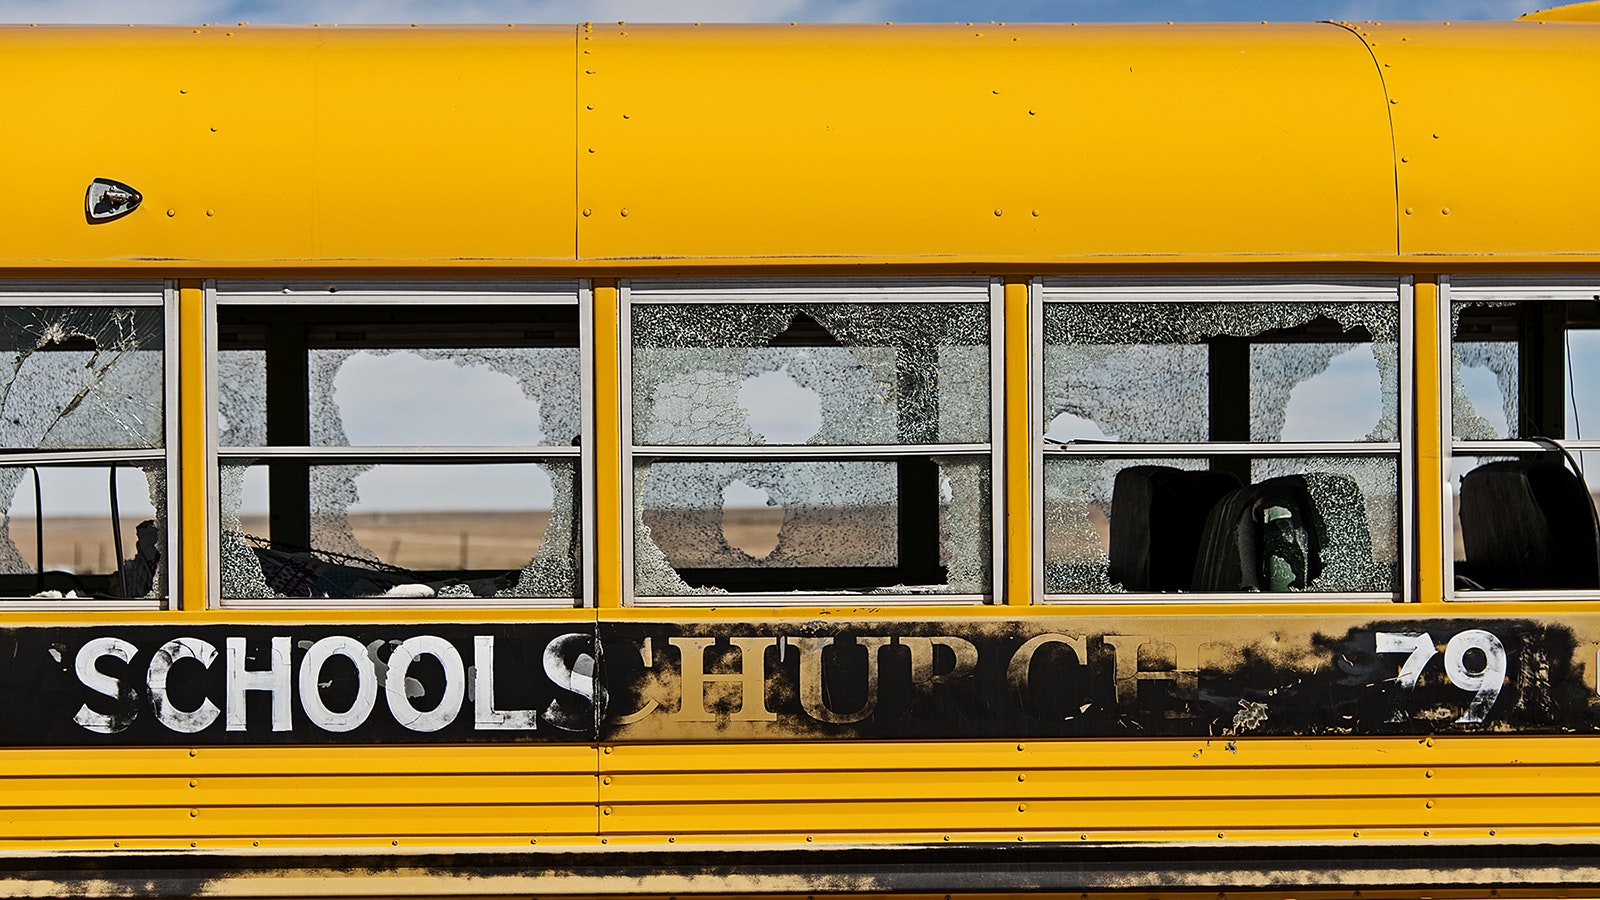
[[1108, 465, 1241, 591], [1459, 459, 1600, 590], [1191, 472, 1380, 593]]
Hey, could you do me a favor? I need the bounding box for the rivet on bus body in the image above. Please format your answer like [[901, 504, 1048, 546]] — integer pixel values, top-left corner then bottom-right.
[[529, 838, 537, 844], [1217, 832, 1225, 839], [1425, 770, 1433, 778], [190, 842, 196, 848], [994, 209, 1003, 216], [668, 836, 676, 843], [604, 746, 613, 754], [189, 780, 197, 788], [806, 835, 814, 842], [210, 126, 217, 132], [603, 807, 612, 815], [1032, 210, 1040, 217], [1017, 836, 1026, 842], [1390, 98, 1399, 104], [1352, 831, 1360, 837], [586, 69, 596, 75], [588, 148, 596, 153], [586, 104, 594, 110], [1017, 743, 1025, 751], [253, 841, 260, 847], [1425, 737, 1434, 747], [1017, 804, 1027, 812], [1489, 829, 1497, 836], [583, 209, 593, 217], [1017, 773, 1026, 781], [1441, 208, 1451, 216], [620, 208, 629, 217], [189, 749, 197, 756], [206, 209, 215, 217], [189, 809, 198, 817], [601, 838, 609, 844], [179, 88, 188, 94], [166, 209, 176, 217], [114, 842, 121, 848], [1400, 157, 1408, 163], [943, 835, 951, 841], [1405, 208, 1414, 215], [392, 840, 399, 846], [1080, 834, 1087, 840], [1432, 133, 1440, 139], [1425, 800, 1434, 808], [602, 775, 612, 784]]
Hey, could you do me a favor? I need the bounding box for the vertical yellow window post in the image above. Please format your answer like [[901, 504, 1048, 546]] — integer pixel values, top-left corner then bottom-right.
[[177, 280, 208, 612], [1414, 277, 1445, 603], [593, 280, 623, 607], [1004, 279, 1031, 606]]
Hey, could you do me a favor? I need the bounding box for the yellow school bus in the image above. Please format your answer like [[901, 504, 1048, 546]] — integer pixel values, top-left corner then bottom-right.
[[1, 5, 1600, 897]]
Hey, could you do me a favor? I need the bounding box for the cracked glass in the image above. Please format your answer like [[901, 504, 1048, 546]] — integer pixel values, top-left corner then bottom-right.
[[1042, 298, 1400, 596], [632, 302, 990, 445]]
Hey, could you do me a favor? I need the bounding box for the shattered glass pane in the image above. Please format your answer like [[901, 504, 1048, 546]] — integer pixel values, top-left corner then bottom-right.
[[632, 303, 990, 445], [0, 307, 163, 449], [217, 350, 266, 447], [641, 461, 898, 569], [1450, 302, 1520, 440], [219, 460, 577, 600], [1043, 457, 1207, 593], [1043, 456, 1395, 594], [634, 458, 991, 596], [1042, 302, 1398, 443], [1250, 456, 1397, 592], [0, 464, 165, 598]]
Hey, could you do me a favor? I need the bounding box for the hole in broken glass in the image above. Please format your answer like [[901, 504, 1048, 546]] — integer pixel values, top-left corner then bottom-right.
[[332, 350, 546, 446], [1275, 344, 1383, 441], [720, 479, 783, 559], [736, 367, 822, 444]]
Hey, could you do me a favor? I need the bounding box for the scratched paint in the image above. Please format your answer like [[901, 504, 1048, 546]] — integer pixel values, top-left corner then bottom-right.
[[7, 616, 1600, 744]]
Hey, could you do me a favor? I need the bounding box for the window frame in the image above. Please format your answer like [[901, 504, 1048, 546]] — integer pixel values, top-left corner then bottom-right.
[[1031, 275, 1415, 604], [205, 279, 594, 609], [0, 281, 176, 611], [620, 277, 1005, 607], [1442, 274, 1600, 602]]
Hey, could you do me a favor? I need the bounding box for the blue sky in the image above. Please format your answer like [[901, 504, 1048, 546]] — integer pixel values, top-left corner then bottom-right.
[[0, 0, 1545, 25]]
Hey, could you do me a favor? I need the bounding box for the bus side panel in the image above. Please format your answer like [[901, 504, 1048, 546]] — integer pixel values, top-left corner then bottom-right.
[[598, 738, 1600, 844], [0, 746, 599, 850]]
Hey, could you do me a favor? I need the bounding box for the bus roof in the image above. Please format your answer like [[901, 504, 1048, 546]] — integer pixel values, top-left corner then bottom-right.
[[0, 21, 1595, 270]]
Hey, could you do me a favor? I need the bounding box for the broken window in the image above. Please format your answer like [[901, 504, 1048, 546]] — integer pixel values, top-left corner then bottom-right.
[[627, 280, 995, 601], [0, 291, 168, 602], [1447, 281, 1600, 594], [214, 283, 585, 604], [1039, 280, 1403, 598]]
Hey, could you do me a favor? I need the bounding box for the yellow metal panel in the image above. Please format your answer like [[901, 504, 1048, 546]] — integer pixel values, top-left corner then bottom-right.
[[0, 25, 576, 267], [1354, 22, 1600, 259], [577, 23, 1396, 264]]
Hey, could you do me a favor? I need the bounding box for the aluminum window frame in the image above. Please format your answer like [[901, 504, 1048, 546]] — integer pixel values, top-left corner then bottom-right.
[[0, 281, 174, 611], [207, 279, 593, 610], [1032, 276, 1414, 604], [1443, 274, 1600, 602], [621, 277, 1003, 607]]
